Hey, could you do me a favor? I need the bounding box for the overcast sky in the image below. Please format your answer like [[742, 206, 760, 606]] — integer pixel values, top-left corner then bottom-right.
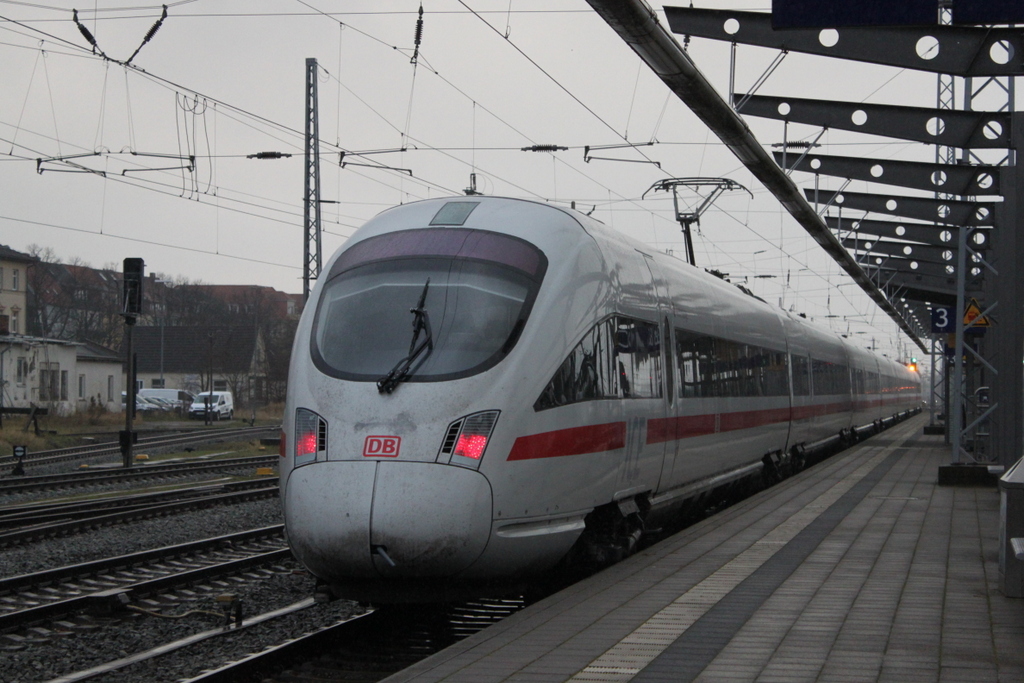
[[1, 0, 1001, 359]]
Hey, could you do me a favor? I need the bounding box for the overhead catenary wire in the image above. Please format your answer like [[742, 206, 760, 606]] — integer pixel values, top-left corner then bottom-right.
[[0, 3, 916, 351]]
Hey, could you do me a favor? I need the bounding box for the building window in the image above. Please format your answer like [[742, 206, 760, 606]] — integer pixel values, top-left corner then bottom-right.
[[40, 364, 59, 401], [213, 380, 228, 391], [16, 357, 27, 385], [10, 313, 18, 334], [152, 378, 165, 388], [78, 374, 86, 399], [12, 269, 18, 291], [61, 370, 69, 401], [107, 376, 114, 402]]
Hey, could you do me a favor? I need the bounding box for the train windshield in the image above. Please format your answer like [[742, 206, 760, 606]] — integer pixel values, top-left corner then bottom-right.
[[311, 228, 546, 383]]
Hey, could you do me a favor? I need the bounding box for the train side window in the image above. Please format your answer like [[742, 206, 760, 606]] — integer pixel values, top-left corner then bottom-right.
[[534, 318, 617, 410], [757, 348, 790, 396], [614, 317, 662, 399], [713, 338, 746, 398], [791, 354, 810, 396], [675, 329, 714, 399], [811, 359, 851, 395], [866, 371, 879, 394]]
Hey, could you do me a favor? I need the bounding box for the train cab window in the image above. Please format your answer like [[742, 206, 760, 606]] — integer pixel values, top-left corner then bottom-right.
[[311, 228, 547, 382], [535, 318, 617, 410], [534, 315, 662, 410]]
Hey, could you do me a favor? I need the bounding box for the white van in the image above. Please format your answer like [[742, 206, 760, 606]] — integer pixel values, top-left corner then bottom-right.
[[189, 391, 234, 420], [139, 389, 194, 409]]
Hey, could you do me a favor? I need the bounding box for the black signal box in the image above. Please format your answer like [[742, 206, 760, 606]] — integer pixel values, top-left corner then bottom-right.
[[123, 258, 145, 318]]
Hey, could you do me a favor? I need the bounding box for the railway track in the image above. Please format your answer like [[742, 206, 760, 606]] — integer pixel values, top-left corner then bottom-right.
[[0, 525, 289, 635], [0, 425, 281, 469], [0, 454, 278, 496], [183, 598, 527, 683], [0, 481, 280, 547]]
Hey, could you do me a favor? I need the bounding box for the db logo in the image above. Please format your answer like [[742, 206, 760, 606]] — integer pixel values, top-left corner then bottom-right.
[[363, 436, 401, 458]]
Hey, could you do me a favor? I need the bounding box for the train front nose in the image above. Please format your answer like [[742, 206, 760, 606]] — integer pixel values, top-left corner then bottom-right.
[[284, 461, 492, 580]]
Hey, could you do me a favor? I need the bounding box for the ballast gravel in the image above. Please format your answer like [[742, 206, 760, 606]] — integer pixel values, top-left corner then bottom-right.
[[0, 497, 372, 683], [0, 498, 283, 578], [1, 563, 366, 683]]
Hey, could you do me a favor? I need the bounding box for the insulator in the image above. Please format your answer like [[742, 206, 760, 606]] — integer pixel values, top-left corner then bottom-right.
[[73, 9, 99, 49], [414, 5, 424, 47], [410, 5, 424, 65], [143, 7, 167, 43]]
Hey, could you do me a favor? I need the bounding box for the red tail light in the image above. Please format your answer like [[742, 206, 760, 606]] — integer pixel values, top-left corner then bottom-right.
[[297, 432, 317, 458], [294, 408, 327, 467], [454, 434, 488, 460], [439, 411, 499, 470]]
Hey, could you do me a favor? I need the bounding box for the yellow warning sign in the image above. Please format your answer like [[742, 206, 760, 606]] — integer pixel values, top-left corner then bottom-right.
[[963, 298, 991, 328]]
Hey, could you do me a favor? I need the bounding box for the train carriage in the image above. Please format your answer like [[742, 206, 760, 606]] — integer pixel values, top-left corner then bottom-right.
[[281, 196, 920, 603]]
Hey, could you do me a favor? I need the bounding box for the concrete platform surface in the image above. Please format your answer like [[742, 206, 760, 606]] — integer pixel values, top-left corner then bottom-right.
[[384, 415, 1024, 682]]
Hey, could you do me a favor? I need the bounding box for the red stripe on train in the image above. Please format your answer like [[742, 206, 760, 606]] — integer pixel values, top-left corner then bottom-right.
[[507, 422, 626, 461], [509, 400, 912, 460]]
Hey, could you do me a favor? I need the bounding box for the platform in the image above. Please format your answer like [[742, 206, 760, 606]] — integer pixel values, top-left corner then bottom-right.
[[385, 415, 1024, 682]]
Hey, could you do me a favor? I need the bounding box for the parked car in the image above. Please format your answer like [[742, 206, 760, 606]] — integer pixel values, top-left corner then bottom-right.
[[139, 389, 195, 409], [142, 396, 175, 410], [121, 392, 162, 413], [189, 391, 234, 420]]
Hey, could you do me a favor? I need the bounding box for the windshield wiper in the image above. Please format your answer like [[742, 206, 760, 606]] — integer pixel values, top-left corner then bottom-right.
[[377, 279, 434, 394]]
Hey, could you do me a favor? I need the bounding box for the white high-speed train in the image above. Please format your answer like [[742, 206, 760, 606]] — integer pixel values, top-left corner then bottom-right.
[[280, 196, 920, 603]]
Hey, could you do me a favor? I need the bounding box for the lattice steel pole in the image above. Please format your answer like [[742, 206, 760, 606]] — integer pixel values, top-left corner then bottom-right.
[[303, 57, 323, 303]]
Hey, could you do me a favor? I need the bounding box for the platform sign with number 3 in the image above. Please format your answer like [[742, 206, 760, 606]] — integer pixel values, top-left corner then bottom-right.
[[931, 306, 954, 333]]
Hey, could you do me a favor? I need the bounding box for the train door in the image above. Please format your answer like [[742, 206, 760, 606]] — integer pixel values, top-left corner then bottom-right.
[[639, 254, 674, 495]]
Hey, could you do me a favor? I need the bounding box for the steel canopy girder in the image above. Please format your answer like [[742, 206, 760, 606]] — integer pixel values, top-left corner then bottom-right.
[[663, 7, 1024, 77], [863, 270, 959, 304], [584, 0, 924, 351], [862, 256, 982, 283], [740, 95, 1011, 149], [841, 238, 962, 266], [825, 216, 989, 250], [809, 189, 997, 226], [776, 151, 1002, 196]]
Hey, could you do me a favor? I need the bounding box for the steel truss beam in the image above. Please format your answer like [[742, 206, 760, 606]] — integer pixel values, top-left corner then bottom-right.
[[826, 217, 990, 251], [664, 7, 1024, 77], [808, 189, 996, 226], [842, 238, 965, 267], [737, 94, 1011, 149], [776, 151, 1001, 196]]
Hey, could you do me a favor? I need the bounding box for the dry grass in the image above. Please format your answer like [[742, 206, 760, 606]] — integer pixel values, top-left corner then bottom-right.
[[0, 402, 284, 454]]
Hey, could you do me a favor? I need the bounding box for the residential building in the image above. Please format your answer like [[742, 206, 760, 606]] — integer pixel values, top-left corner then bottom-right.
[[0, 335, 81, 416], [0, 245, 37, 335], [76, 341, 123, 412]]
